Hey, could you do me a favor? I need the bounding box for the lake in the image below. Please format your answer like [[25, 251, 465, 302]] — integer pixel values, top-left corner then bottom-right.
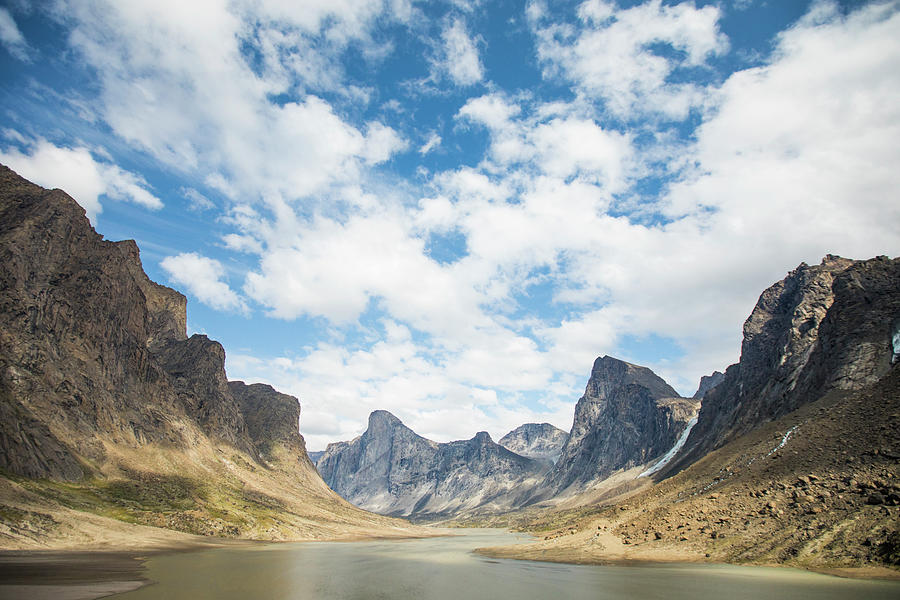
[[112, 529, 900, 600]]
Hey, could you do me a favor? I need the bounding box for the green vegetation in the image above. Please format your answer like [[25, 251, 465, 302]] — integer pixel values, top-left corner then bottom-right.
[[10, 469, 297, 538]]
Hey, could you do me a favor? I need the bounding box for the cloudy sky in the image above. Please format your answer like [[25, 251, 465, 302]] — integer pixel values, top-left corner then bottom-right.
[[1, 0, 898, 450]]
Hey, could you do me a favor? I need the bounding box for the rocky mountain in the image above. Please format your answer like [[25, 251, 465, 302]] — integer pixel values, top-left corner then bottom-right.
[[499, 423, 568, 465], [536, 357, 700, 499], [0, 165, 419, 548], [663, 255, 900, 476], [317, 410, 547, 518], [476, 256, 900, 572], [693, 371, 724, 399]]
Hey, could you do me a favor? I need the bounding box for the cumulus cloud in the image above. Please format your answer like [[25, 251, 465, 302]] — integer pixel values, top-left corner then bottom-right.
[[52, 0, 407, 205], [458, 95, 633, 191], [0, 137, 162, 223], [437, 18, 484, 86], [531, 0, 727, 119], [160, 252, 248, 313]]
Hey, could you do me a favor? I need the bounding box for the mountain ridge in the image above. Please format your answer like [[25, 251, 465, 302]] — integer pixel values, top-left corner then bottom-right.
[[317, 409, 547, 518]]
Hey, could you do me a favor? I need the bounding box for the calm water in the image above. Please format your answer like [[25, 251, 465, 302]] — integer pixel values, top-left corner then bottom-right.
[[112, 529, 900, 600]]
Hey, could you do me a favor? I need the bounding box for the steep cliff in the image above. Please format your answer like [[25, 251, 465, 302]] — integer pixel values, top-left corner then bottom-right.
[[498, 423, 568, 465], [0, 165, 420, 548], [538, 356, 699, 498], [665, 255, 900, 475], [317, 410, 547, 518], [693, 371, 724, 399]]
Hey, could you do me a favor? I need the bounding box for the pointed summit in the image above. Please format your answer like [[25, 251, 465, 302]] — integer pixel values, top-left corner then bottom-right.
[[538, 356, 698, 497]]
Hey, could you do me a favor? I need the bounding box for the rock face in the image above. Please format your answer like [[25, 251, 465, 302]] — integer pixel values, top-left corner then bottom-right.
[[538, 356, 699, 497], [228, 381, 312, 463], [0, 165, 413, 546], [0, 164, 269, 477], [498, 423, 568, 465], [665, 255, 900, 475], [317, 410, 547, 518], [693, 371, 724, 399]]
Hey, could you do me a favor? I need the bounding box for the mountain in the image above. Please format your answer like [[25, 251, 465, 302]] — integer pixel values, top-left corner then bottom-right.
[[536, 356, 699, 498], [316, 410, 547, 518], [693, 371, 724, 399], [663, 255, 900, 476], [499, 423, 568, 465], [479, 256, 900, 571], [0, 165, 419, 548]]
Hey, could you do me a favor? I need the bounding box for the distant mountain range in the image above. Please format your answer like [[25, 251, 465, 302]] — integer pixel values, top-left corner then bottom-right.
[[317, 355, 701, 518]]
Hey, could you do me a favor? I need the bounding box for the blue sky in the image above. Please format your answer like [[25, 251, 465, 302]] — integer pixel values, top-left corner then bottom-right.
[[1, 0, 898, 450]]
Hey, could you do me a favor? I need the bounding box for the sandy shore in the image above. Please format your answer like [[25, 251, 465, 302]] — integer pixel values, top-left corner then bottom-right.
[[474, 528, 900, 581]]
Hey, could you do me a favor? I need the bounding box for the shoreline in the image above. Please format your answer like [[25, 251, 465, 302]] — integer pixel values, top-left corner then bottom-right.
[[2, 526, 897, 600], [473, 538, 900, 582]]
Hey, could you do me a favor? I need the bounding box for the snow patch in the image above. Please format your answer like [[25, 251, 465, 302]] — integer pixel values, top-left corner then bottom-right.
[[891, 317, 900, 364], [639, 416, 698, 478], [766, 425, 799, 458]]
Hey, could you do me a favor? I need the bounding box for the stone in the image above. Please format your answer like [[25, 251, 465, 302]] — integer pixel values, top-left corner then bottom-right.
[[867, 492, 885, 505]]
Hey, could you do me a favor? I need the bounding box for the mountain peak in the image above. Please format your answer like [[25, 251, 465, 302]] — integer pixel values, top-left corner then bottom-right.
[[368, 410, 402, 428], [472, 431, 492, 444], [587, 355, 679, 400]]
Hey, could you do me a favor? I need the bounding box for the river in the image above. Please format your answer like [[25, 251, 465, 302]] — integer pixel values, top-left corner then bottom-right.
[[111, 529, 900, 599]]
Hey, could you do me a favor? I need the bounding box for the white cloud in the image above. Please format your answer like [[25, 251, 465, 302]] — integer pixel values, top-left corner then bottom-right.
[[53, 0, 407, 205], [418, 131, 441, 155], [0, 137, 162, 223], [531, 0, 727, 119], [0, 8, 30, 61], [438, 18, 484, 86], [182, 187, 214, 212], [362, 121, 407, 164], [458, 95, 633, 191], [160, 252, 248, 313]]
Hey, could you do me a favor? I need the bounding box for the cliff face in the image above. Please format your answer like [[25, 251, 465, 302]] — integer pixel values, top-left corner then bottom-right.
[[0, 165, 418, 547], [317, 410, 547, 518], [0, 166, 192, 479], [666, 255, 900, 474], [539, 356, 699, 497], [693, 371, 724, 399], [498, 423, 568, 465]]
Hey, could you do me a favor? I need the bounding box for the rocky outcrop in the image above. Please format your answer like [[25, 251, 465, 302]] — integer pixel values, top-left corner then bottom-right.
[[499, 423, 568, 465], [537, 357, 699, 498], [665, 255, 900, 475], [317, 410, 547, 518], [693, 371, 724, 399], [228, 381, 313, 463]]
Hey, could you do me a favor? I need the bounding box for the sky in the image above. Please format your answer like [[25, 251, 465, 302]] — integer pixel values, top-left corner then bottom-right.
[[1, 0, 898, 451]]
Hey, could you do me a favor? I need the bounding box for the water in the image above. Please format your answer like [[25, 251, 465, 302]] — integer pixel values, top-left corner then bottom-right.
[[112, 529, 900, 600]]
